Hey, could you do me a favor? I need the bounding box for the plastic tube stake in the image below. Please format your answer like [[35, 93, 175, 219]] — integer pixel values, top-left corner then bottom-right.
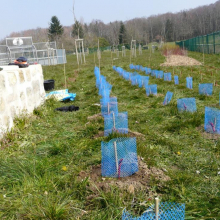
[[155, 197, 159, 220], [114, 141, 119, 175]]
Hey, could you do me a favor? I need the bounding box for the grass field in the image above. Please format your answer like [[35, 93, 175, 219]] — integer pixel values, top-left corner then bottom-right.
[[1, 49, 220, 219]]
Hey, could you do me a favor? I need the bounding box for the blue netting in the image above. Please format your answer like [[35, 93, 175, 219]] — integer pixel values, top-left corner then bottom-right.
[[137, 76, 149, 88], [199, 83, 213, 96], [145, 68, 151, 75], [100, 97, 118, 116], [186, 77, 193, 89], [163, 91, 173, 105], [130, 64, 135, 70], [174, 75, 179, 85], [101, 137, 138, 178], [122, 202, 185, 220], [104, 112, 128, 136], [145, 85, 157, 96], [151, 70, 157, 77], [157, 71, 163, 79], [135, 65, 141, 70], [140, 66, 145, 71], [164, 73, 172, 81], [204, 107, 220, 134], [131, 73, 139, 86], [143, 76, 149, 87], [177, 98, 197, 112]]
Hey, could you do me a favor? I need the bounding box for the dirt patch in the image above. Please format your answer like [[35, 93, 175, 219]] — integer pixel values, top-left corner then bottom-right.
[[197, 125, 220, 140], [78, 157, 170, 192], [160, 55, 202, 67]]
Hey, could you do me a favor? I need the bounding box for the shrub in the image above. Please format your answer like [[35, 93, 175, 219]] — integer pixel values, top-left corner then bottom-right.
[[161, 44, 187, 56]]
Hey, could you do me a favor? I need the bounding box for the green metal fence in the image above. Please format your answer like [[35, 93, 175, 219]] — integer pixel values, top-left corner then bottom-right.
[[176, 31, 220, 54]]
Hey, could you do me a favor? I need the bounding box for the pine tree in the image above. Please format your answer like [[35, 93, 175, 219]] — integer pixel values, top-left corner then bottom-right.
[[72, 20, 84, 39], [119, 22, 126, 45], [48, 16, 64, 41]]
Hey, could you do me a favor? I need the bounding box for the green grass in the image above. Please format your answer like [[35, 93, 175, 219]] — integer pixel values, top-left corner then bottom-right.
[[1, 50, 220, 219]]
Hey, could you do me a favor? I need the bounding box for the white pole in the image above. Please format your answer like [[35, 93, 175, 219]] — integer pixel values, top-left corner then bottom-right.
[[114, 141, 118, 175], [107, 102, 110, 114], [75, 40, 79, 66], [82, 40, 86, 63], [62, 43, 67, 89]]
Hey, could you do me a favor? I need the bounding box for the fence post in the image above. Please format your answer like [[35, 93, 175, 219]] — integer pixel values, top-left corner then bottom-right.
[[155, 197, 159, 220]]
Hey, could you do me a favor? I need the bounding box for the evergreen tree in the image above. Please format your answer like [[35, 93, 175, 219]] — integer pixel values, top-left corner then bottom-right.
[[165, 19, 173, 42], [72, 20, 84, 39], [119, 21, 126, 44], [98, 37, 110, 47], [48, 16, 64, 41]]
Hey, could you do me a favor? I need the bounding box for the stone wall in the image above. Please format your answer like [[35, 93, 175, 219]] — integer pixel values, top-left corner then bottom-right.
[[0, 64, 45, 138]]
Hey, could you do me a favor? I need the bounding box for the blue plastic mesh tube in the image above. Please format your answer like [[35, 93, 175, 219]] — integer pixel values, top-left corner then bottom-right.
[[122, 202, 185, 220], [199, 83, 213, 95], [145, 84, 157, 96], [157, 71, 164, 79], [186, 77, 193, 89], [163, 91, 173, 105], [100, 97, 118, 116], [174, 75, 179, 85], [177, 97, 197, 112], [204, 107, 220, 134], [164, 72, 172, 81], [101, 137, 138, 178], [104, 112, 128, 136]]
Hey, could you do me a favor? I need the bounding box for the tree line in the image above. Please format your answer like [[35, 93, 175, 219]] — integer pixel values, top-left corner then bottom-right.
[[2, 0, 220, 50]]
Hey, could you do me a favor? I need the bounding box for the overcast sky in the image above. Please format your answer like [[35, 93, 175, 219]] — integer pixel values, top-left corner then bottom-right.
[[0, 0, 217, 41]]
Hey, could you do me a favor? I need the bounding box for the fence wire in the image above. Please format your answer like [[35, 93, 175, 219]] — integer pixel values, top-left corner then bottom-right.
[[176, 31, 220, 54]]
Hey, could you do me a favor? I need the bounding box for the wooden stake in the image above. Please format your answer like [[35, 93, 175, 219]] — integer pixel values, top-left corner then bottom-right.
[[114, 141, 118, 175], [62, 43, 67, 89], [155, 197, 159, 220]]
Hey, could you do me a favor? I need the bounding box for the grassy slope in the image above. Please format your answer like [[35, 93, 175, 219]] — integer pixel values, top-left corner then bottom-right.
[[0, 50, 220, 219]]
